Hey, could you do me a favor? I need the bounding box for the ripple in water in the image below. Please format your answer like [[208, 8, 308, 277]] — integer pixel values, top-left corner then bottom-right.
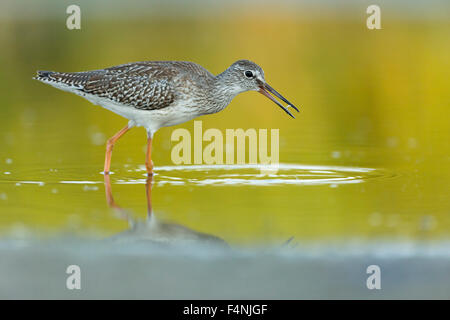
[[116, 163, 391, 187], [0, 163, 393, 187]]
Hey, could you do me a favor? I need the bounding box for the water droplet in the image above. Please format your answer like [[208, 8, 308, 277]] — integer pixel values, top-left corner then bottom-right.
[[420, 215, 436, 231], [408, 138, 418, 149], [368, 212, 383, 227], [331, 151, 341, 159], [83, 185, 99, 191], [90, 132, 106, 146], [387, 137, 398, 148]]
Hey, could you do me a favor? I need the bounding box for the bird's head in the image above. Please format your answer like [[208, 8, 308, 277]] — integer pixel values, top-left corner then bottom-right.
[[221, 59, 299, 118]]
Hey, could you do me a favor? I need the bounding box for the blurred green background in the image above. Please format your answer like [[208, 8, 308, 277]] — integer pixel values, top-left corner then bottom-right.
[[0, 0, 449, 244]]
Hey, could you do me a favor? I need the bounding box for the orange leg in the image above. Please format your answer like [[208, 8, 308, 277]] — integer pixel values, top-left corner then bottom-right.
[[103, 173, 132, 223], [103, 174, 120, 209], [104, 125, 130, 174], [104, 168, 153, 222], [145, 175, 153, 216], [145, 136, 154, 176]]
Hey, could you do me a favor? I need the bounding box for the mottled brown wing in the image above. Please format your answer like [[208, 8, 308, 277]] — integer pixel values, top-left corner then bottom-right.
[[80, 63, 177, 110], [37, 62, 178, 110]]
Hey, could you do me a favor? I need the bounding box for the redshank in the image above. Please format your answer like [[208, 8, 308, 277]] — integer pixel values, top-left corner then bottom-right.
[[34, 60, 298, 175]]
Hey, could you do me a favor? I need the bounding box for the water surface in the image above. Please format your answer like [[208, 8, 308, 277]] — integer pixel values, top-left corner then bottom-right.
[[0, 2, 449, 298]]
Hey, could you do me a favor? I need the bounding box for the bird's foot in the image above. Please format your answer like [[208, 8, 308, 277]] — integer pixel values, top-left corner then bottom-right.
[[145, 160, 154, 176]]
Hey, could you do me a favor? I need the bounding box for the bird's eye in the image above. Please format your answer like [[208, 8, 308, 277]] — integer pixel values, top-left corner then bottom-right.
[[244, 70, 254, 78]]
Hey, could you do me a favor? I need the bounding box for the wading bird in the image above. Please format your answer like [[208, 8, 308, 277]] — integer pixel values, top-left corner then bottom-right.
[[35, 60, 298, 175]]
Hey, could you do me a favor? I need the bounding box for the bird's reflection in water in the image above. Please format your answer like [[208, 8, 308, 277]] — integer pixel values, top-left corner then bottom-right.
[[103, 174, 228, 248]]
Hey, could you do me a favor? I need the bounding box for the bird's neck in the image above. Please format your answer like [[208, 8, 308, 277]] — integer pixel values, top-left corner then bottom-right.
[[215, 69, 243, 95], [205, 71, 242, 114]]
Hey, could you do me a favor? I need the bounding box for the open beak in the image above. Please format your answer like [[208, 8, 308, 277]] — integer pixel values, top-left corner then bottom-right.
[[258, 83, 299, 119]]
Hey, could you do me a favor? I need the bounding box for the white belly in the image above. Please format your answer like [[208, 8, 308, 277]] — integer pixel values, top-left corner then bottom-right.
[[44, 80, 201, 135], [76, 88, 199, 134], [96, 97, 198, 131]]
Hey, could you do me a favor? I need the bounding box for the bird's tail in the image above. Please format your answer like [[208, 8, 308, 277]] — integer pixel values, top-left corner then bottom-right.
[[33, 70, 86, 92], [34, 70, 56, 81]]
